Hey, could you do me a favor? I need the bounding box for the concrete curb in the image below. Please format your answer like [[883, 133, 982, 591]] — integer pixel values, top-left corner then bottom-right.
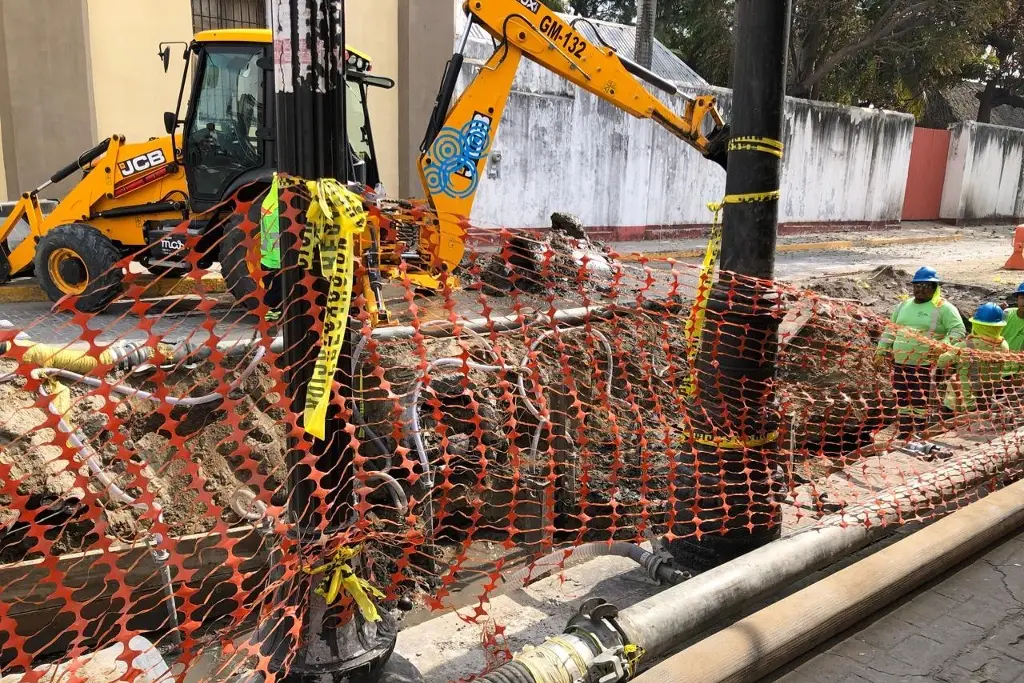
[[0, 276, 227, 305], [617, 232, 964, 261]]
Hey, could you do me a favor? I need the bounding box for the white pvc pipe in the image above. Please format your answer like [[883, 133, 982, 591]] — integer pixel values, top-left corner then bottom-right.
[[617, 422, 1024, 658], [634, 476, 1024, 683]]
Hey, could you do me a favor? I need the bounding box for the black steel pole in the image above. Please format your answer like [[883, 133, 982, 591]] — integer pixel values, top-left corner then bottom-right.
[[261, 1, 396, 679], [275, 0, 350, 538], [668, 0, 792, 571]]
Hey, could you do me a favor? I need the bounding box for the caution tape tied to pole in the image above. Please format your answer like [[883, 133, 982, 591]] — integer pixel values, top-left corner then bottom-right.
[[289, 177, 368, 441], [683, 201, 724, 396]]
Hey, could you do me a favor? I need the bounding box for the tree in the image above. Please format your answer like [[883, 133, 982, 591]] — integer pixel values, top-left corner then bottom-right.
[[540, 0, 569, 11], [975, 1, 1024, 122], [624, 0, 1003, 111], [652, 0, 734, 85], [788, 0, 1003, 106], [559, 0, 634, 21]]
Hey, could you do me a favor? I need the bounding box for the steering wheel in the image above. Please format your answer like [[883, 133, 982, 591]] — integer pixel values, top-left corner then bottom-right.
[[233, 94, 262, 165]]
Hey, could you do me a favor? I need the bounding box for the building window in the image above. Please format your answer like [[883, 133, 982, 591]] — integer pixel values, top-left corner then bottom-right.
[[192, 0, 267, 32]]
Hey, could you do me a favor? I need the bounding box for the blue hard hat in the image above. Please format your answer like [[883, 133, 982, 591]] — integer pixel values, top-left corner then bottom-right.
[[911, 266, 942, 284], [1015, 282, 1024, 296], [970, 302, 1007, 327]]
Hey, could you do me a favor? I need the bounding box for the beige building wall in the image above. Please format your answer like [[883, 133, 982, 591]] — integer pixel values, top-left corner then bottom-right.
[[85, 0, 194, 145], [347, 0, 400, 195], [0, 116, 8, 202], [398, 1, 456, 197], [0, 0, 97, 200]]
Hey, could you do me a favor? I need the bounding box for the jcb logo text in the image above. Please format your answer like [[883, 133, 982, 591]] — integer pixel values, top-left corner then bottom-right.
[[119, 150, 167, 177]]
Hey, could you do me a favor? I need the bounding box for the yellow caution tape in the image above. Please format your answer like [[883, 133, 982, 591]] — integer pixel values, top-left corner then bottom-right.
[[692, 430, 780, 449], [724, 190, 782, 204], [45, 377, 72, 417], [729, 136, 785, 158], [302, 546, 384, 622], [682, 202, 724, 396], [293, 178, 368, 440], [624, 643, 645, 677]]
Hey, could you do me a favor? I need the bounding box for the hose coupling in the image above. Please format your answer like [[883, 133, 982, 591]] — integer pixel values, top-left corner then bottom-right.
[[476, 598, 634, 683], [640, 549, 691, 585]]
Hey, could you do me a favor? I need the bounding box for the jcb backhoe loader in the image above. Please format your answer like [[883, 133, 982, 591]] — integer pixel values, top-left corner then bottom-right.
[[0, 30, 394, 312], [0, 1, 729, 314]]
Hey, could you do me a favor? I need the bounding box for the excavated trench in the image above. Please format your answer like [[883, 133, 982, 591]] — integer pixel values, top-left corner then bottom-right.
[[0, 240, 1006, 605]]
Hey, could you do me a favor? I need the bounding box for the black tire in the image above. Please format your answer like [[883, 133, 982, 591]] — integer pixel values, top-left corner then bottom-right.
[[34, 224, 123, 312], [218, 213, 263, 311]]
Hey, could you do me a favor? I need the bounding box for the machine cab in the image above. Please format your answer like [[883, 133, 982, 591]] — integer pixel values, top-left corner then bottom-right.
[[163, 29, 394, 213]]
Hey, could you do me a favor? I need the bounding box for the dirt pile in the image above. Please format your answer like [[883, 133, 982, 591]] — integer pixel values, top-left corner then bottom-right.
[[0, 353, 287, 558], [462, 214, 638, 300], [804, 266, 1002, 322]]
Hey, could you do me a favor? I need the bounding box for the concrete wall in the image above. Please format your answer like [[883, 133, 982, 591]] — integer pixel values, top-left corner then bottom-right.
[[940, 121, 1024, 222], [459, 39, 915, 232], [85, 0, 194, 145], [0, 0, 96, 200], [347, 0, 400, 194]]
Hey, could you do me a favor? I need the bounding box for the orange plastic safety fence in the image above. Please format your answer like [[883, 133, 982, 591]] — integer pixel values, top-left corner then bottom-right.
[[0, 181, 1020, 682]]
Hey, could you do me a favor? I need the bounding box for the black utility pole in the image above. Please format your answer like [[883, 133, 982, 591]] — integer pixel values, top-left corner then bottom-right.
[[259, 1, 396, 679], [668, 0, 793, 570]]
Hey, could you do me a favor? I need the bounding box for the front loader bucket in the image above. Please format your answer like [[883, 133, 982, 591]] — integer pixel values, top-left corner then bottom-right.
[[0, 195, 47, 282]]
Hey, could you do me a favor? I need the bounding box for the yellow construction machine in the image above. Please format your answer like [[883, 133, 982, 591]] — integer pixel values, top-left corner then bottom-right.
[[416, 0, 730, 273], [0, 0, 728, 314], [0, 30, 394, 312]]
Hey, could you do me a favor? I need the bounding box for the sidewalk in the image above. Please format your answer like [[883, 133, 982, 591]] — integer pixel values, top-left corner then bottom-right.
[[611, 221, 988, 260], [768, 528, 1024, 683]]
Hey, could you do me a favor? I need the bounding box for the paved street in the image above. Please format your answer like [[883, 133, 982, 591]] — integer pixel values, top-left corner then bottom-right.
[[0, 222, 1012, 345], [768, 528, 1024, 683]]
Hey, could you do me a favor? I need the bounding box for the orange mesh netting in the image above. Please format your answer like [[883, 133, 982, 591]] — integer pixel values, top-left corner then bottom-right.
[[0, 181, 1021, 681]]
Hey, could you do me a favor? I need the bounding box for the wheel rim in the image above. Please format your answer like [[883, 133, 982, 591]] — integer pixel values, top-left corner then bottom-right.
[[47, 248, 89, 295]]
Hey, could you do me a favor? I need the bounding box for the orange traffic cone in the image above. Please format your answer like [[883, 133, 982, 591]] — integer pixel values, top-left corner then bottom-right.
[[1006, 226, 1024, 270]]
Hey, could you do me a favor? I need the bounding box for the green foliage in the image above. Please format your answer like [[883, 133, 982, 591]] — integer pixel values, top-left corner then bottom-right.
[[556, 0, 1014, 115], [974, 1, 1024, 121], [540, 0, 569, 11], [653, 0, 734, 86], [790, 0, 1006, 110]]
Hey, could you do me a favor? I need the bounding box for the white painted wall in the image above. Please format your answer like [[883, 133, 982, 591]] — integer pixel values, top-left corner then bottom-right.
[[941, 121, 1024, 222], [458, 43, 915, 230]]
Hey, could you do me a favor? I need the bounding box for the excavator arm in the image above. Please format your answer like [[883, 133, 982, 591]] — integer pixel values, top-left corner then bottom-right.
[[417, 0, 730, 272]]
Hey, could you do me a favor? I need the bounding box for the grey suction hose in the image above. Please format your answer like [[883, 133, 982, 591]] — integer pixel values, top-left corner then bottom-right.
[[36, 385, 182, 647], [516, 327, 614, 463], [440, 541, 686, 613], [365, 470, 409, 516], [406, 327, 615, 484]]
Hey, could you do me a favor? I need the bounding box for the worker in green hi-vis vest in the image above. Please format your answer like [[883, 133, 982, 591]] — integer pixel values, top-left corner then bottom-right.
[[875, 266, 966, 439], [259, 175, 282, 322], [1002, 283, 1024, 352], [937, 303, 1010, 418]]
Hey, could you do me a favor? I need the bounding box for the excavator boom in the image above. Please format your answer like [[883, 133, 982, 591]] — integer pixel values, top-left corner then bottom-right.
[[418, 0, 730, 272]]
